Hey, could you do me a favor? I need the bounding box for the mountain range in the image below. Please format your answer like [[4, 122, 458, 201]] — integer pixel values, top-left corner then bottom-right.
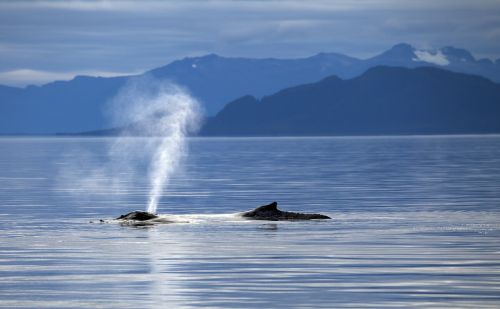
[[1, 43, 499, 135], [200, 66, 500, 136]]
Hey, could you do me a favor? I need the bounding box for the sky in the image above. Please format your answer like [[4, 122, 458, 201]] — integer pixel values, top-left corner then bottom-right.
[[1, 0, 500, 87]]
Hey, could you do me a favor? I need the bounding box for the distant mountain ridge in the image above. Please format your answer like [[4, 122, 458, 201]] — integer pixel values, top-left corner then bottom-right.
[[200, 66, 500, 136], [1, 43, 500, 134]]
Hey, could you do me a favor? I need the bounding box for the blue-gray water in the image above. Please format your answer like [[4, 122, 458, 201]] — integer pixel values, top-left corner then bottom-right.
[[1, 136, 500, 308]]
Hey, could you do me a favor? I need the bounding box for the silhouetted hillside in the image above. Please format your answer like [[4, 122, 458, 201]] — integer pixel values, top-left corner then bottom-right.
[[200, 66, 500, 136]]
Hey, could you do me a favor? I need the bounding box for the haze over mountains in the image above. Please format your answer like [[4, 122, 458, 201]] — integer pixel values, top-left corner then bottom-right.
[[0, 43, 499, 135]]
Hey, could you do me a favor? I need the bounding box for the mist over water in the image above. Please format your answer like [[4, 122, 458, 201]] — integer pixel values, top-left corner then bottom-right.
[[59, 78, 200, 214]]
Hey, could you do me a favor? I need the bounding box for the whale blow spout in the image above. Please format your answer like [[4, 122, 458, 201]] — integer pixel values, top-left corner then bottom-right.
[[241, 202, 331, 221]]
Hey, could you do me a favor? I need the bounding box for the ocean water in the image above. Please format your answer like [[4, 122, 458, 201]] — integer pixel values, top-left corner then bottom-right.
[[1, 136, 500, 308]]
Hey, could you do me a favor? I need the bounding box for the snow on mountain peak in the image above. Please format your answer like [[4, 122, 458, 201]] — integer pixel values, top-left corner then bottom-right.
[[412, 50, 450, 66]]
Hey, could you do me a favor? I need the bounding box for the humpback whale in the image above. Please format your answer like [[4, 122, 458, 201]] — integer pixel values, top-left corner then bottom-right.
[[116, 211, 158, 221], [114, 211, 175, 226], [115, 201, 330, 224], [241, 202, 331, 220]]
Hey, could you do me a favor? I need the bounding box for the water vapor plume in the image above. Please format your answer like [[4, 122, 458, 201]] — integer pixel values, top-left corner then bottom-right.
[[58, 77, 201, 214], [110, 78, 201, 214]]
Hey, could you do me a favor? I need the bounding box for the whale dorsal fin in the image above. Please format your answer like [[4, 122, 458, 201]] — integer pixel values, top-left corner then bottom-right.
[[259, 201, 278, 212]]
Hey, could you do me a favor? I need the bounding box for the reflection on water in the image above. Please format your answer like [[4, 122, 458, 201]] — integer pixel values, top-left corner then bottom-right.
[[1, 136, 500, 308]]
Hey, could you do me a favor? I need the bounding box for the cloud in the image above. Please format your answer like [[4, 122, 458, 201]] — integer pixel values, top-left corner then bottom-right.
[[4, 0, 500, 13], [0, 0, 499, 86], [0, 69, 140, 87], [0, 1, 427, 12]]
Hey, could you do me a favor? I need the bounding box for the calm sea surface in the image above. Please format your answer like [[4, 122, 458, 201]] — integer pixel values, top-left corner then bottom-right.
[[1, 136, 500, 308]]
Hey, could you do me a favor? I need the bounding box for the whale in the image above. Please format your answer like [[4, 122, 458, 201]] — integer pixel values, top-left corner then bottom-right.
[[241, 202, 331, 221], [114, 211, 175, 226], [115, 201, 330, 224], [116, 211, 158, 221]]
